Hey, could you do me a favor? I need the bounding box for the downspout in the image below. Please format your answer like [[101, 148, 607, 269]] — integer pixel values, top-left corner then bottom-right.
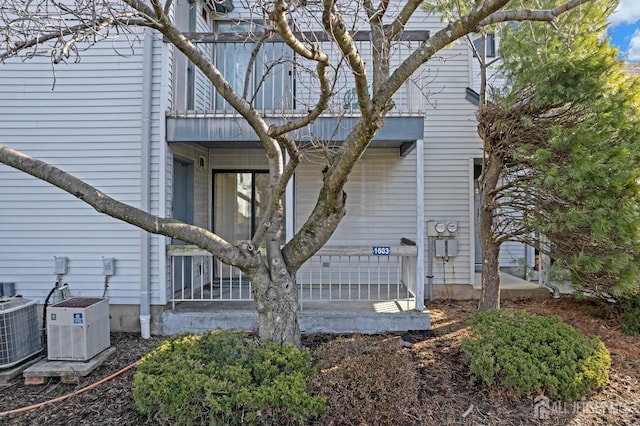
[[415, 139, 426, 308], [139, 28, 153, 338], [427, 237, 434, 301]]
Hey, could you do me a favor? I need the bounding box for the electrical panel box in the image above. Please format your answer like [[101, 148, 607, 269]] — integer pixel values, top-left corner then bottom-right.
[[47, 297, 110, 361], [102, 258, 116, 276], [54, 256, 68, 275], [434, 239, 458, 258], [0, 298, 41, 369], [447, 239, 458, 256]]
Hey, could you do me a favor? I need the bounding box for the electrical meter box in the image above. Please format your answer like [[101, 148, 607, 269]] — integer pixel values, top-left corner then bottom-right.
[[47, 297, 110, 361]]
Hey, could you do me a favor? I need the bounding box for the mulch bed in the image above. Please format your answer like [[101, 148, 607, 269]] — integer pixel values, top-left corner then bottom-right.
[[0, 296, 638, 425]]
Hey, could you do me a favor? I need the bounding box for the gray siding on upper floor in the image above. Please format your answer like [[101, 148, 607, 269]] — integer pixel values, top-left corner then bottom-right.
[[194, 3, 214, 110]]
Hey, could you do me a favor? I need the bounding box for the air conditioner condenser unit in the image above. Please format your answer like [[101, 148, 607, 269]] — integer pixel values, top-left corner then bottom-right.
[[0, 297, 41, 369], [47, 297, 110, 361]]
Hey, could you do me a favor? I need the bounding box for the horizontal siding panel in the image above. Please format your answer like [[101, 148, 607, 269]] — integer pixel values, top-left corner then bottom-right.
[[1, 136, 145, 144], [0, 31, 152, 305], [0, 82, 144, 91], [296, 149, 417, 248]]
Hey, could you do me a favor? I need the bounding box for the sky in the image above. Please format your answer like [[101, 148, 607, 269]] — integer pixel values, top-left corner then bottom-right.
[[608, 0, 640, 61]]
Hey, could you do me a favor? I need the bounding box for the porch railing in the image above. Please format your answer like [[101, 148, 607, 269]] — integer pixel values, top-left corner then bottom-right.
[[167, 245, 418, 309]]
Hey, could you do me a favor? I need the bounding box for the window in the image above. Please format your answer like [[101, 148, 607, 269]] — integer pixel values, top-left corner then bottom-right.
[[213, 22, 255, 110], [473, 33, 496, 58], [213, 21, 294, 111]]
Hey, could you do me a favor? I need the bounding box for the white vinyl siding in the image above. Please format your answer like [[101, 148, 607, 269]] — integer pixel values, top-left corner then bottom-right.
[[421, 39, 480, 285], [296, 149, 417, 246], [0, 32, 165, 305]]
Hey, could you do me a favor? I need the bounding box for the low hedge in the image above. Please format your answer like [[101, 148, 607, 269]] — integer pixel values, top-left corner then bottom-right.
[[463, 309, 610, 402], [133, 330, 325, 425]]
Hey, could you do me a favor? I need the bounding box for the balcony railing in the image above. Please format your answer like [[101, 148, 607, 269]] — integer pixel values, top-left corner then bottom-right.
[[167, 245, 418, 310], [170, 34, 428, 117]]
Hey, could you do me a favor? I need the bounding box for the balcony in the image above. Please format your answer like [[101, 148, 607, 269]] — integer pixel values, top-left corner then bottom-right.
[[166, 30, 428, 152]]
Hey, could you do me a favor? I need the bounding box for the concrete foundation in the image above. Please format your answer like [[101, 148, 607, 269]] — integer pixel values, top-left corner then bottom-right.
[[107, 304, 164, 335], [160, 304, 431, 335], [432, 284, 551, 300]]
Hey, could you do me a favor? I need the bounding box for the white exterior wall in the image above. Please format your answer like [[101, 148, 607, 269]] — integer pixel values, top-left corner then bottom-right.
[[296, 149, 417, 246], [398, 11, 480, 286], [0, 0, 503, 315], [0, 32, 166, 306], [468, 34, 534, 273]]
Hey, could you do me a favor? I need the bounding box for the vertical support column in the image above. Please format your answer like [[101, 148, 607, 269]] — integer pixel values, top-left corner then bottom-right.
[[416, 139, 425, 310], [285, 151, 295, 242]]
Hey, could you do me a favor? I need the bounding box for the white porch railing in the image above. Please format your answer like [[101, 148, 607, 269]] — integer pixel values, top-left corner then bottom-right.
[[167, 245, 418, 309]]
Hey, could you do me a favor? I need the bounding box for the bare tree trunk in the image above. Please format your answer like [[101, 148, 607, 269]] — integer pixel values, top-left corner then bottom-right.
[[251, 271, 301, 347], [479, 229, 501, 310], [478, 154, 502, 311]]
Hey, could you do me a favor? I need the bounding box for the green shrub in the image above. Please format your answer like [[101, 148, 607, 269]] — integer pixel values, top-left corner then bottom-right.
[[618, 294, 640, 335], [462, 309, 610, 402], [133, 330, 325, 425]]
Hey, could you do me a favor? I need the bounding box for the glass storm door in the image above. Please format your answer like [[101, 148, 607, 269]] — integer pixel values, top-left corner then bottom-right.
[[213, 172, 269, 278]]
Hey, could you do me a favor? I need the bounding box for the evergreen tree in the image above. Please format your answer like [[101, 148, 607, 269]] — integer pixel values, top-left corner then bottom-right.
[[477, 0, 640, 309]]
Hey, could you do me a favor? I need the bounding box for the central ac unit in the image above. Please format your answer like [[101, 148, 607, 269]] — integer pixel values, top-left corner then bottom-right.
[[0, 297, 41, 369], [47, 297, 110, 361]]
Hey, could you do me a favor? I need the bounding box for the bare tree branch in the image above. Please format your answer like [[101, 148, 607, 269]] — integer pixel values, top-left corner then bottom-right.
[[478, 0, 592, 27], [0, 144, 248, 266], [322, 0, 371, 115], [266, 0, 332, 137], [385, 0, 423, 40]]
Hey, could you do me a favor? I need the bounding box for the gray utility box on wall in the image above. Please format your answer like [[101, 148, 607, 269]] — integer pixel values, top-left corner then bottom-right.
[[47, 297, 110, 361]]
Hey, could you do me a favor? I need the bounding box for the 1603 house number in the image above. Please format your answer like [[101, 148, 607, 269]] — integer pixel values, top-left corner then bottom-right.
[[372, 246, 391, 256]]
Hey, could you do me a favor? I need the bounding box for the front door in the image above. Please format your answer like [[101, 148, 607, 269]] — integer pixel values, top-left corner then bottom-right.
[[172, 159, 194, 288]]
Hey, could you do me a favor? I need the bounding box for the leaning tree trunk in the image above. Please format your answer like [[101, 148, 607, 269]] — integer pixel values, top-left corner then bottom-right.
[[478, 152, 503, 311]]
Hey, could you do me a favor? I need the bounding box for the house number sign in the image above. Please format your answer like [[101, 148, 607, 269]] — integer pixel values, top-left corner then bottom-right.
[[372, 246, 391, 256]]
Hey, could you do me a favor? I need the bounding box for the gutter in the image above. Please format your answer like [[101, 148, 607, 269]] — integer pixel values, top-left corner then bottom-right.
[[139, 28, 153, 338]]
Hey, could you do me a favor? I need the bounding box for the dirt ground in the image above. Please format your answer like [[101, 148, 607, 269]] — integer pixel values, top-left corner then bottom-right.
[[0, 296, 638, 425]]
